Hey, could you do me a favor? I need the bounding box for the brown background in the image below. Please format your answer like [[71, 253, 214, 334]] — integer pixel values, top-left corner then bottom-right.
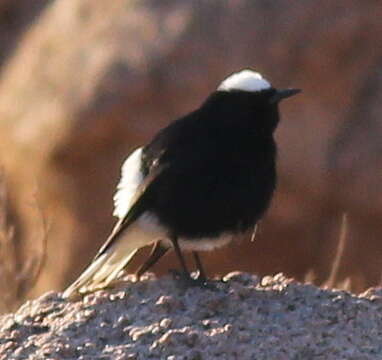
[[0, 0, 381, 308]]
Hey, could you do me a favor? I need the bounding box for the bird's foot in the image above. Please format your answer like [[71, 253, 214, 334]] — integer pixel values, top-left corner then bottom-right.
[[169, 269, 216, 290]]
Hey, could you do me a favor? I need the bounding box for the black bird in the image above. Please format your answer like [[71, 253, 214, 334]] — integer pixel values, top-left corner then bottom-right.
[[63, 69, 300, 298]]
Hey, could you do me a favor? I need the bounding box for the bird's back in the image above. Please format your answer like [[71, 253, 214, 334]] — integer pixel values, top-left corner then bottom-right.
[[141, 99, 277, 239]]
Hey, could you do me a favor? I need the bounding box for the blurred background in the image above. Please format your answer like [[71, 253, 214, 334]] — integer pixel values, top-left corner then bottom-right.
[[0, 0, 381, 313]]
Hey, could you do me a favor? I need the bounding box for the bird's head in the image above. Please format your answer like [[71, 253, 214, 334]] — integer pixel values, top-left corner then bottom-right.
[[213, 69, 301, 133]]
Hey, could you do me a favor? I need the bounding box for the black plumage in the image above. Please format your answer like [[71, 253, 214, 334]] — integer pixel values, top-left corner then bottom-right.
[[141, 90, 278, 239], [63, 69, 300, 298]]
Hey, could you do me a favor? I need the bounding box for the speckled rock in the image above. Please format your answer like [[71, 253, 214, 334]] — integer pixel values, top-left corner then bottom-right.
[[1, 272, 382, 359]]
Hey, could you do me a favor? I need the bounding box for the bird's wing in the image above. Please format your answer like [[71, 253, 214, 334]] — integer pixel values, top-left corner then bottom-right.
[[94, 148, 166, 259], [113, 147, 144, 220], [63, 147, 167, 299]]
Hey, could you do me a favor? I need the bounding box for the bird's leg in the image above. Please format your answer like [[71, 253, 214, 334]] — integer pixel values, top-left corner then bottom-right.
[[135, 241, 170, 279], [170, 238, 214, 289], [170, 236, 191, 277], [192, 251, 207, 282]]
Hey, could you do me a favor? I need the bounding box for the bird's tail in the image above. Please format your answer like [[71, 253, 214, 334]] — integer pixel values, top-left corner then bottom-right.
[[63, 208, 168, 300], [62, 238, 140, 299]]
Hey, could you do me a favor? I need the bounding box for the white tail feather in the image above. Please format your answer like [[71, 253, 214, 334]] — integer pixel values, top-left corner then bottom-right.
[[62, 213, 168, 299], [62, 242, 139, 299]]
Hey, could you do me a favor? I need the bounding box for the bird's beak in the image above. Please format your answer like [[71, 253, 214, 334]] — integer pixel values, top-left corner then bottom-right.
[[269, 88, 301, 104]]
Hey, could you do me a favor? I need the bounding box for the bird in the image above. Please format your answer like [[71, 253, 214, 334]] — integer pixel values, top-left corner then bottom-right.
[[63, 69, 300, 299]]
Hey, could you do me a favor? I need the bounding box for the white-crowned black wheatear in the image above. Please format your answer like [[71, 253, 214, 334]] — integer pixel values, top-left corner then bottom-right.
[[63, 69, 300, 299]]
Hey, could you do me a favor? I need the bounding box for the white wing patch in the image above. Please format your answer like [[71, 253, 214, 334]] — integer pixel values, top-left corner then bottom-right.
[[113, 147, 144, 219], [217, 69, 271, 92]]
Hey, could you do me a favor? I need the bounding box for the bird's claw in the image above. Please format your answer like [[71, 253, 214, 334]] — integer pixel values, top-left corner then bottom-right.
[[169, 269, 216, 290]]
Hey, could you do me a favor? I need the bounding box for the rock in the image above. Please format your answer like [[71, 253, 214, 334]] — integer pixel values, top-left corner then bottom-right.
[[0, 0, 48, 66], [1, 273, 382, 359]]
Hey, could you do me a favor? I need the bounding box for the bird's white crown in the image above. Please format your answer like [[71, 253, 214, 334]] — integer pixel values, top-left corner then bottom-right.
[[217, 69, 271, 92]]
